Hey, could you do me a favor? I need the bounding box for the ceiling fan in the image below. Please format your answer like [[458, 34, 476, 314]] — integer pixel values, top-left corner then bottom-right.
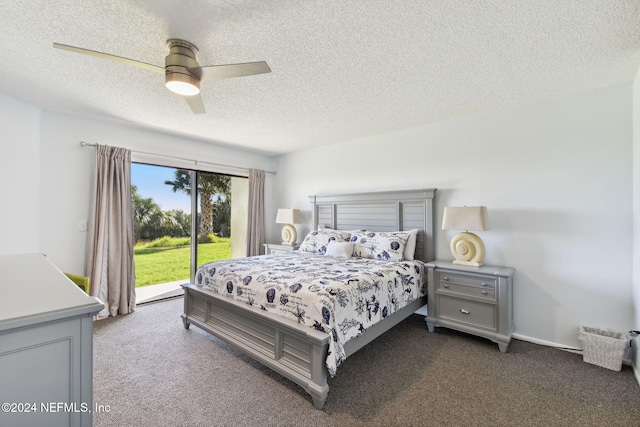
[[53, 39, 271, 114]]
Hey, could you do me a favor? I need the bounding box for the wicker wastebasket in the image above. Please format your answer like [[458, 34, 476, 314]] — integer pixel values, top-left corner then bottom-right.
[[578, 326, 628, 371]]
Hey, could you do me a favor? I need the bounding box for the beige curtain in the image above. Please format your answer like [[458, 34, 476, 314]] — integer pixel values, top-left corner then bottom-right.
[[246, 168, 265, 256], [87, 145, 136, 319]]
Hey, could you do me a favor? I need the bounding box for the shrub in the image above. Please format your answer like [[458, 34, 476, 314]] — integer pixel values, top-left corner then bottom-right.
[[135, 236, 190, 249], [197, 233, 224, 244]]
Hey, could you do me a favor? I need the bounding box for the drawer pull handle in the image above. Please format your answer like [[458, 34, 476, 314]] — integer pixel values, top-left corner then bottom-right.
[[443, 284, 449, 288], [481, 290, 487, 295], [482, 282, 487, 287], [443, 276, 449, 281], [460, 308, 470, 314]]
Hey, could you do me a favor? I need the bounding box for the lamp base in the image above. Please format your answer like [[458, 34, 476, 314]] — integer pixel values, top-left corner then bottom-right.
[[450, 231, 485, 267], [281, 224, 297, 246]]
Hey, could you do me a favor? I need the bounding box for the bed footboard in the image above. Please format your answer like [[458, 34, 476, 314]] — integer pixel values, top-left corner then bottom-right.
[[181, 283, 331, 409]]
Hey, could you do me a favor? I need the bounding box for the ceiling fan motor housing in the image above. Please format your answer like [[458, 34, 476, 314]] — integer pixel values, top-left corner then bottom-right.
[[165, 39, 201, 92]]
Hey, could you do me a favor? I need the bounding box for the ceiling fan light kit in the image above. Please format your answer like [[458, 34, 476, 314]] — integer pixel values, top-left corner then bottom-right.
[[165, 73, 200, 96], [53, 38, 271, 114], [164, 39, 201, 96]]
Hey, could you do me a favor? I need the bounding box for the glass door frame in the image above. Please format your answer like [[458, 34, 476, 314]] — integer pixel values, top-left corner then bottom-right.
[[189, 170, 198, 284]]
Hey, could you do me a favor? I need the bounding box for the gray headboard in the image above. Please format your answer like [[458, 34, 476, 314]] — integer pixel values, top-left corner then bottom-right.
[[309, 188, 437, 262]]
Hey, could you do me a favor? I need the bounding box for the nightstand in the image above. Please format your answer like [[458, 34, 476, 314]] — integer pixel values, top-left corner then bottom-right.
[[425, 260, 514, 352], [263, 243, 299, 254]]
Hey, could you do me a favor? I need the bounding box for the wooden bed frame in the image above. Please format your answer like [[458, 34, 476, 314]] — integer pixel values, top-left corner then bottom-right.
[[181, 188, 436, 409]]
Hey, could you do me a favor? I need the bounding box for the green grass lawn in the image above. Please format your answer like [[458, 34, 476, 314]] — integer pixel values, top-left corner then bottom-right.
[[134, 238, 231, 287]]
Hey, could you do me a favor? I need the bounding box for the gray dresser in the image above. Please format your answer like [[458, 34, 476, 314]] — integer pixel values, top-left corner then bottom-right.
[[425, 260, 514, 352], [0, 253, 103, 427]]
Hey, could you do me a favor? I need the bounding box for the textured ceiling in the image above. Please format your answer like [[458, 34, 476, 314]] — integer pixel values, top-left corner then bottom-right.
[[1, 0, 640, 155]]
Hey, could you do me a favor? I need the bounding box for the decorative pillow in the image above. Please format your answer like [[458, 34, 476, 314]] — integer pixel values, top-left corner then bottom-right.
[[350, 231, 410, 261], [325, 241, 355, 258], [299, 230, 351, 255], [403, 228, 419, 260]]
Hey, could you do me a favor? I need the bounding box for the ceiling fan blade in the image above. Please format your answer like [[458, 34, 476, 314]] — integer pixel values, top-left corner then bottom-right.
[[194, 61, 271, 82], [185, 93, 205, 114], [53, 43, 165, 74]]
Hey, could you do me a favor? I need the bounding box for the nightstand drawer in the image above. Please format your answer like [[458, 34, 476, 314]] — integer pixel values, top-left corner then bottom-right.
[[437, 271, 497, 289], [437, 280, 496, 301], [436, 296, 496, 330], [264, 243, 299, 254], [437, 272, 496, 300]]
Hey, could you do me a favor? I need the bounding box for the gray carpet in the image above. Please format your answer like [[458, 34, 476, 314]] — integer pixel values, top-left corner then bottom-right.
[[93, 297, 640, 427]]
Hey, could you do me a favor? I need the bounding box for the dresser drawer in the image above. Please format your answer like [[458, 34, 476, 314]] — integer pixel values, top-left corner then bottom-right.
[[436, 295, 497, 330], [437, 271, 496, 300]]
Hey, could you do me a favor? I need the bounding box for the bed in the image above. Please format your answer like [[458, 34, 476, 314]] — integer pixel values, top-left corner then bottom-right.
[[181, 188, 436, 409]]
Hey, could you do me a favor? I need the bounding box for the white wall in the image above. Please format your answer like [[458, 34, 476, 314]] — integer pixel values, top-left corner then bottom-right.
[[0, 93, 41, 255], [0, 91, 275, 273], [633, 69, 640, 372], [36, 110, 274, 275], [272, 84, 634, 349], [0, 82, 634, 351]]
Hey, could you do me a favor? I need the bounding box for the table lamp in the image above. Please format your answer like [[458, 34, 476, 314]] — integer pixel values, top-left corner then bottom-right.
[[442, 206, 489, 266], [276, 208, 301, 245]]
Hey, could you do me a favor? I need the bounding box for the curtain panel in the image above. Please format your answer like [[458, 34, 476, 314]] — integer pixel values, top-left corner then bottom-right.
[[87, 145, 136, 318], [246, 169, 265, 257]]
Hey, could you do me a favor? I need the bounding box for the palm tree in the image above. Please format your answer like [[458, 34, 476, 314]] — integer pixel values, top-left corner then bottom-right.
[[164, 170, 230, 236]]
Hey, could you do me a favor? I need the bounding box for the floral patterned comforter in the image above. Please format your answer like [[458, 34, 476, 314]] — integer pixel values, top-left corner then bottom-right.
[[195, 251, 426, 376]]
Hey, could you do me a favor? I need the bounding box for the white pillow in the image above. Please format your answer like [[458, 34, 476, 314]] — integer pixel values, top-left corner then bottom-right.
[[299, 229, 351, 255], [325, 241, 355, 258], [403, 228, 419, 260]]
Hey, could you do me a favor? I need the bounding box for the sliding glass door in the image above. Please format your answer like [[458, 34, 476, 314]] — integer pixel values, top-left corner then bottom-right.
[[131, 163, 247, 301], [191, 171, 229, 269]]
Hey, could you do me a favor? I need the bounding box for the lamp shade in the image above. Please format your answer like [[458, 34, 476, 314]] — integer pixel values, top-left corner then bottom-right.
[[276, 208, 301, 225], [165, 73, 200, 96], [442, 206, 489, 231]]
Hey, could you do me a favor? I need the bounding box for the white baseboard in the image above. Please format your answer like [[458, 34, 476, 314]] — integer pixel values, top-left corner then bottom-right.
[[512, 333, 581, 351], [513, 333, 640, 387]]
